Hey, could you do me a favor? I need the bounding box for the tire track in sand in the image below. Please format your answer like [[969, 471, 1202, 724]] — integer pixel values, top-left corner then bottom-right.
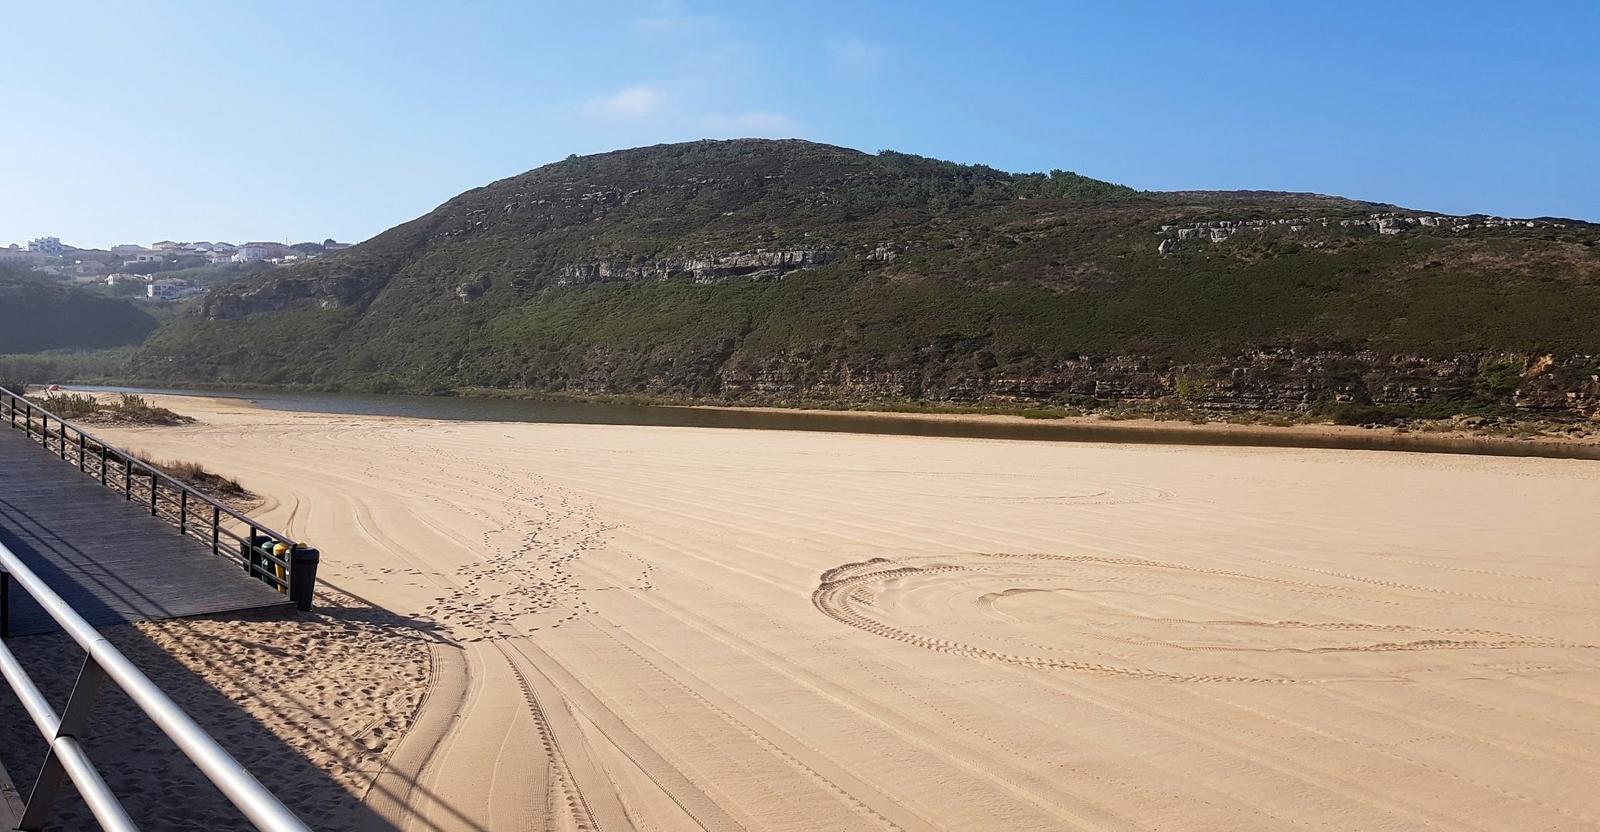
[[336, 454, 736, 832], [814, 555, 1593, 684]]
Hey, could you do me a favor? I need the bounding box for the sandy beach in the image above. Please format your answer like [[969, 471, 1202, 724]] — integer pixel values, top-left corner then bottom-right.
[[72, 393, 1600, 830]]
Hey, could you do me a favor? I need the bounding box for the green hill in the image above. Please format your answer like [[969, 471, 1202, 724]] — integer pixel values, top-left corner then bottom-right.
[[135, 139, 1600, 417], [0, 266, 158, 354]]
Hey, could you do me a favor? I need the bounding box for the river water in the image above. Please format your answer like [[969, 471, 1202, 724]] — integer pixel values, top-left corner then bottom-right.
[[74, 385, 1600, 460]]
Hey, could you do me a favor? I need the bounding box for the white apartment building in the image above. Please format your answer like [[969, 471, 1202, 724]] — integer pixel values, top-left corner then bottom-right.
[[27, 236, 64, 255]]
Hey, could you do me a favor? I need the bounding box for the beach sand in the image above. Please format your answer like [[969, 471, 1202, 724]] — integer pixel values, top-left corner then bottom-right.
[[0, 589, 431, 829], [67, 393, 1600, 830]]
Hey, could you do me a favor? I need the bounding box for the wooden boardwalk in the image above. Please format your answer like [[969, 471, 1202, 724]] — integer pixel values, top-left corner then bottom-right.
[[0, 429, 291, 636]]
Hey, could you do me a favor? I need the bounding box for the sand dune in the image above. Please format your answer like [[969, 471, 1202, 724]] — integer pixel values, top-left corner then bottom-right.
[[94, 395, 1600, 831]]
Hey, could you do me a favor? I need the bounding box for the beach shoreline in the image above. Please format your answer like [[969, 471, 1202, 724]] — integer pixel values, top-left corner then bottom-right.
[[676, 401, 1600, 449]]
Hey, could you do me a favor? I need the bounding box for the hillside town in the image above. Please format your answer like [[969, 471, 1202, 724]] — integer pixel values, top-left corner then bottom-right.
[[0, 235, 351, 301]]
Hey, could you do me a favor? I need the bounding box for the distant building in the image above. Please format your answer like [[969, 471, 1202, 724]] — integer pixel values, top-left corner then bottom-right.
[[0, 244, 44, 262], [105, 272, 145, 287], [322, 240, 352, 252], [147, 278, 198, 300], [111, 244, 150, 255], [123, 252, 165, 265], [150, 240, 185, 251], [233, 241, 290, 263], [27, 236, 64, 256], [67, 260, 110, 276]]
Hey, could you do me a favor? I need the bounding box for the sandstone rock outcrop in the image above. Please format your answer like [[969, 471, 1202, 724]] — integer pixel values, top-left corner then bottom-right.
[[715, 349, 1600, 417], [559, 249, 836, 285], [1153, 212, 1568, 252], [203, 273, 376, 320]]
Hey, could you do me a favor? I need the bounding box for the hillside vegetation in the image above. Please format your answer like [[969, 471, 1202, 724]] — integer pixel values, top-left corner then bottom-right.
[[0, 266, 158, 354], [135, 139, 1600, 417]]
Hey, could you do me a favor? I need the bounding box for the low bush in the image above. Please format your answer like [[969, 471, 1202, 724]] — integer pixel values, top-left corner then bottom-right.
[[30, 391, 192, 425], [140, 455, 253, 501], [109, 393, 189, 425], [37, 392, 101, 419]]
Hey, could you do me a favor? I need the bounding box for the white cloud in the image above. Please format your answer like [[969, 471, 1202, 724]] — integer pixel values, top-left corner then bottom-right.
[[581, 85, 668, 119], [577, 6, 804, 140], [631, 13, 719, 34], [630, 1, 720, 35], [829, 37, 886, 74], [580, 83, 800, 138], [701, 110, 801, 137]]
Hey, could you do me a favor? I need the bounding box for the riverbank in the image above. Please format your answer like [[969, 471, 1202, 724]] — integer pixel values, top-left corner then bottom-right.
[[462, 385, 1600, 442], [682, 401, 1600, 451], [56, 383, 1600, 460]]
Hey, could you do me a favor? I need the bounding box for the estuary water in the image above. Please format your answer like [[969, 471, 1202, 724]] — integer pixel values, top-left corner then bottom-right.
[[74, 384, 1600, 460]]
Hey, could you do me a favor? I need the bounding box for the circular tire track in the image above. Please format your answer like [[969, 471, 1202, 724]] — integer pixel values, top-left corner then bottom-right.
[[814, 555, 1591, 684]]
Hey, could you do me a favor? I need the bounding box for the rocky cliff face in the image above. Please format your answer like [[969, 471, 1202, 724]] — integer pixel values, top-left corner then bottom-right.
[[203, 272, 379, 319], [559, 249, 836, 285], [467, 344, 1599, 419], [715, 349, 1600, 418]]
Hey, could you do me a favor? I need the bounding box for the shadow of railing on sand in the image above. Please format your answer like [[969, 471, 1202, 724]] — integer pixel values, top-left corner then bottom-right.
[[0, 591, 486, 832]]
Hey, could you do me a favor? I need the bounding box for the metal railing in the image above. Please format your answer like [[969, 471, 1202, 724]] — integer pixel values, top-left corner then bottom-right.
[[0, 387, 317, 611], [0, 538, 312, 831]]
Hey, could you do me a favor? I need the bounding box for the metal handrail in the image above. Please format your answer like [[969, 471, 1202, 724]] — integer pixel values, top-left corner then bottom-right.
[[0, 387, 317, 609], [0, 539, 312, 831]]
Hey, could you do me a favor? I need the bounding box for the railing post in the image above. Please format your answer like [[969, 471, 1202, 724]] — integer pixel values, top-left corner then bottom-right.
[[77, 430, 85, 471], [19, 657, 109, 830], [180, 489, 188, 536], [1, 570, 9, 639], [100, 443, 108, 486], [151, 473, 159, 517], [0, 540, 313, 832], [290, 547, 319, 611], [243, 529, 261, 579], [123, 456, 131, 500], [212, 505, 221, 557]]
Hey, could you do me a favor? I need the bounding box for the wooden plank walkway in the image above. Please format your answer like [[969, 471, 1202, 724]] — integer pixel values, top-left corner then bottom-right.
[[0, 429, 291, 636]]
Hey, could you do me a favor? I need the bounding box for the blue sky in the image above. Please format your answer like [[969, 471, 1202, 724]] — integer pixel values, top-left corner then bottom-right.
[[3, 1, 1596, 249]]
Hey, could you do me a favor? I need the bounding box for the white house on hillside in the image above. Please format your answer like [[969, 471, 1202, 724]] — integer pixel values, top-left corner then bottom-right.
[[147, 278, 199, 300], [232, 242, 289, 262], [27, 237, 64, 255]]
